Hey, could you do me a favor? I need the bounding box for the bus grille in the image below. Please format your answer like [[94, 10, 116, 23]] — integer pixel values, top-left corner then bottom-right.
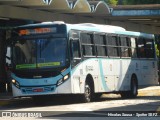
[[21, 86, 55, 94]]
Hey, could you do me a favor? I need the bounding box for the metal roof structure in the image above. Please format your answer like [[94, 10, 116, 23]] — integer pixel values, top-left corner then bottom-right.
[[0, 0, 110, 13], [0, 0, 111, 22], [111, 4, 160, 27], [0, 0, 160, 33]]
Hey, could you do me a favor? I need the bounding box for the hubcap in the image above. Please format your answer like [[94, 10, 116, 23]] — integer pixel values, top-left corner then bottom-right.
[[85, 85, 91, 100]]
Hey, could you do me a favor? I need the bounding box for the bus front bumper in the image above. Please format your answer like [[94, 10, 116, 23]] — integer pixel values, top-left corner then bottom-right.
[[12, 79, 72, 97]]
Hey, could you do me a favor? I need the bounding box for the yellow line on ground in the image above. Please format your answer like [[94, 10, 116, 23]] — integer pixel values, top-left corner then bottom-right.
[[157, 107, 160, 113], [0, 100, 10, 106], [138, 89, 160, 96]]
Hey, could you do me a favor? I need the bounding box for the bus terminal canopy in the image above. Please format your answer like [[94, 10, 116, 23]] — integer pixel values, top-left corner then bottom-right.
[[0, 0, 111, 13], [0, 0, 160, 34]]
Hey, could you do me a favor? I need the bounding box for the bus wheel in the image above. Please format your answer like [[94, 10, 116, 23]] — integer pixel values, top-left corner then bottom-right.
[[129, 76, 138, 98], [120, 91, 129, 98], [81, 81, 93, 103], [94, 93, 102, 101], [120, 76, 138, 98]]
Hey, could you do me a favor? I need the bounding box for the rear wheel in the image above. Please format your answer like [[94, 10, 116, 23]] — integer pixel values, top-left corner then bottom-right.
[[120, 75, 138, 98], [129, 76, 138, 98]]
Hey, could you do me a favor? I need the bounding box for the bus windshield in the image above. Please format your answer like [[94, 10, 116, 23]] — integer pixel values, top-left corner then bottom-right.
[[13, 37, 68, 69]]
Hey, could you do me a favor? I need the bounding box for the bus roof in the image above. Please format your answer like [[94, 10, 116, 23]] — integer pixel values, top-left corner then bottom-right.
[[71, 23, 126, 32], [67, 23, 154, 39]]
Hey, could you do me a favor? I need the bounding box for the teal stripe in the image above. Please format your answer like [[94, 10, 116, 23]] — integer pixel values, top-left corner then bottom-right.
[[99, 59, 108, 91]]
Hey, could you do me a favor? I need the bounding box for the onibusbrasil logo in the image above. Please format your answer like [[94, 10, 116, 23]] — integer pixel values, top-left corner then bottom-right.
[[43, 0, 53, 5]]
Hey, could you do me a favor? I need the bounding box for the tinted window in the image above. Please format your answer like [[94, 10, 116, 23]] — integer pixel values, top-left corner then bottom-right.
[[94, 34, 107, 56], [94, 34, 106, 45], [72, 41, 81, 58], [81, 33, 93, 44], [107, 36, 117, 46], [145, 39, 155, 58], [97, 46, 107, 56], [107, 35, 120, 57], [81, 33, 95, 56], [131, 37, 137, 58], [120, 37, 131, 57], [137, 38, 145, 58]]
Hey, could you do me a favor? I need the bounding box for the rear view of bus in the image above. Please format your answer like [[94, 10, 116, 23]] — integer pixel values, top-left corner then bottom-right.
[[10, 22, 71, 98]]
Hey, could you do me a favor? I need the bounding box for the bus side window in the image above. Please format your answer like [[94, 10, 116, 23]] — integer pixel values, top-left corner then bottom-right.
[[94, 34, 107, 57], [137, 38, 145, 58], [81, 33, 95, 56], [107, 35, 119, 57], [71, 40, 81, 58], [131, 37, 137, 58], [120, 36, 131, 57], [145, 39, 155, 58]]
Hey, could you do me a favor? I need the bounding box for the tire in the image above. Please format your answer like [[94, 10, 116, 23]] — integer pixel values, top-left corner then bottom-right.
[[81, 81, 93, 103], [129, 76, 138, 98], [120, 91, 130, 98], [94, 93, 102, 101], [120, 76, 138, 98]]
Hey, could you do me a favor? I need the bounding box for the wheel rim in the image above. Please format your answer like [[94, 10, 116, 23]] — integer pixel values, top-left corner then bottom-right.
[[85, 84, 91, 101]]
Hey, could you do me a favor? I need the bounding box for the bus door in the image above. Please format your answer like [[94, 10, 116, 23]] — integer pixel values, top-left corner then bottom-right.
[[70, 31, 82, 93]]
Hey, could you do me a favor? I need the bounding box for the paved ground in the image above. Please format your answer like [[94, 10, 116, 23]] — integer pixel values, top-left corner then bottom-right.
[[0, 86, 160, 120]]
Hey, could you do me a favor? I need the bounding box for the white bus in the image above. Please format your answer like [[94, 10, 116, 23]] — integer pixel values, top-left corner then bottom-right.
[[9, 22, 158, 102]]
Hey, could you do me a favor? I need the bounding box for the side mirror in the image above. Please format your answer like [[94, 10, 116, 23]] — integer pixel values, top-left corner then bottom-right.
[[6, 46, 12, 70]]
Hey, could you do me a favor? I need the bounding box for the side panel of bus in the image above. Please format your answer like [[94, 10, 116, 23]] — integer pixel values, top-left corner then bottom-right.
[[70, 29, 158, 95], [139, 59, 158, 87]]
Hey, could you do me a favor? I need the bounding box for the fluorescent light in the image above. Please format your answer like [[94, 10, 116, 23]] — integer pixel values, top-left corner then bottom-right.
[[128, 19, 151, 21], [0, 17, 10, 20]]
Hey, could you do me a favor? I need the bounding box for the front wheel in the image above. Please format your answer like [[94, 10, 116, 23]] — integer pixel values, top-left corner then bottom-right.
[[81, 81, 93, 103]]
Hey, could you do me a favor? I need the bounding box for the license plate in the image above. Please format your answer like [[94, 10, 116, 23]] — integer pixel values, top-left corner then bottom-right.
[[33, 88, 44, 92]]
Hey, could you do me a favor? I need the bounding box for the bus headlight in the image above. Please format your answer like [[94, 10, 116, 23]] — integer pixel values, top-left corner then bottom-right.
[[64, 74, 69, 80], [57, 74, 69, 86], [12, 79, 20, 89]]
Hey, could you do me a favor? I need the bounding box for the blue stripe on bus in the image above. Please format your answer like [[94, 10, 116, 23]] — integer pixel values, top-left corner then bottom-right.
[[99, 59, 108, 91], [71, 58, 109, 91]]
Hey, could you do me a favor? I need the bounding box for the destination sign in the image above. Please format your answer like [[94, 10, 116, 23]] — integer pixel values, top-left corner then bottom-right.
[[19, 27, 57, 36]]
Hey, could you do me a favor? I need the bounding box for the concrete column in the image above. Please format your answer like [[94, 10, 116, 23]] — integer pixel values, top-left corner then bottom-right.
[[0, 29, 7, 93]]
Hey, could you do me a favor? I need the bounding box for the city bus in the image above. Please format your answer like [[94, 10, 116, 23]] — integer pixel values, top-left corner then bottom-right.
[[9, 21, 158, 102]]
